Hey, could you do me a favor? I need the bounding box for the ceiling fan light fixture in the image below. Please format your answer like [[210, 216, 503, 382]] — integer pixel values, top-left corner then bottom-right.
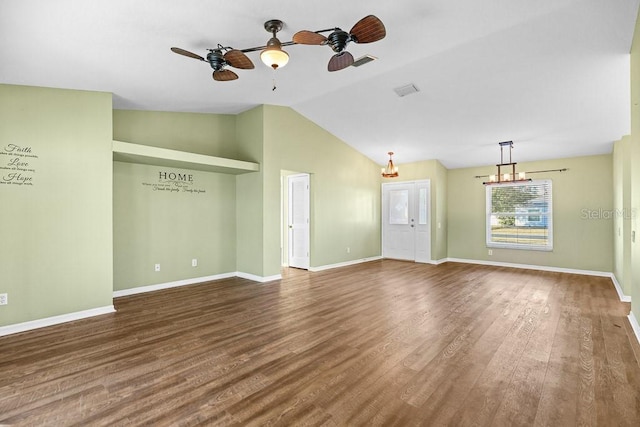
[[260, 39, 289, 70], [261, 19, 289, 70]]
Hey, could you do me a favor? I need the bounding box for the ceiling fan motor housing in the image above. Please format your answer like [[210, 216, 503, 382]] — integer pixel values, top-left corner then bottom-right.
[[206, 50, 226, 71], [327, 30, 351, 52]]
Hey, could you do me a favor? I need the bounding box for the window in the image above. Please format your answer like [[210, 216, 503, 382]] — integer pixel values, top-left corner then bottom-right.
[[389, 189, 409, 224], [418, 187, 428, 225], [486, 179, 552, 251]]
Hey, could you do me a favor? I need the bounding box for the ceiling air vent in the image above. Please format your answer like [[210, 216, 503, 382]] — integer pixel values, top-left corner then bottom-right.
[[351, 54, 377, 67], [393, 83, 420, 97]]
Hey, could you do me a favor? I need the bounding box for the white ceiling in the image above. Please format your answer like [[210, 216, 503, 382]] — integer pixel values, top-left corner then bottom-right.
[[1, 0, 638, 168]]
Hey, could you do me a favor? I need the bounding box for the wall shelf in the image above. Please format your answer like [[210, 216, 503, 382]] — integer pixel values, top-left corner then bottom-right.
[[112, 140, 260, 175]]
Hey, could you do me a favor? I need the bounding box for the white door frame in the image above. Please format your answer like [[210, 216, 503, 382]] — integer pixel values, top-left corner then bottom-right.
[[381, 180, 431, 263], [287, 173, 310, 269]]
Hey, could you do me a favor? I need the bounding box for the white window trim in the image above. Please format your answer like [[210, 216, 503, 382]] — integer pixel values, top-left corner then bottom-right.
[[485, 179, 553, 251]]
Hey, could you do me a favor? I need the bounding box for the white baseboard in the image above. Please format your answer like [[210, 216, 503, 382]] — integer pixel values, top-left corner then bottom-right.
[[236, 272, 282, 283], [446, 257, 609, 276], [610, 274, 632, 302], [114, 271, 284, 297], [309, 256, 383, 272], [113, 273, 237, 298], [628, 311, 640, 347], [445, 257, 631, 303], [0, 305, 115, 337]]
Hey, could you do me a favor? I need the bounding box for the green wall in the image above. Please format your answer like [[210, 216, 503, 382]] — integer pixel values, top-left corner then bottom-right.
[[628, 8, 640, 320], [112, 110, 241, 290], [113, 105, 382, 282], [235, 106, 265, 278], [447, 154, 613, 272], [0, 84, 113, 327], [263, 105, 382, 273], [435, 161, 449, 261], [113, 162, 236, 290], [113, 110, 237, 158], [614, 6, 640, 322], [613, 136, 633, 297], [236, 105, 384, 278]]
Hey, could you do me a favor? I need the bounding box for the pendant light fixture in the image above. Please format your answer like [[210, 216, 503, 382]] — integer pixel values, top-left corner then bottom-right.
[[260, 19, 289, 70], [483, 141, 531, 185], [381, 152, 399, 178]]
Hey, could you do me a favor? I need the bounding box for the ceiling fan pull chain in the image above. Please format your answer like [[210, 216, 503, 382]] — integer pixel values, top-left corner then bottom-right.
[[272, 77, 277, 91]]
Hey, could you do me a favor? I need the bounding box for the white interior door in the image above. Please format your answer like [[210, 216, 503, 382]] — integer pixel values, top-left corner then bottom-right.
[[288, 174, 310, 269], [382, 180, 431, 262]]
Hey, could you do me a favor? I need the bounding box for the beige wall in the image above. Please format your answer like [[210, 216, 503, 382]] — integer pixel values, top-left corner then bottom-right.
[[0, 84, 113, 326], [448, 154, 613, 272]]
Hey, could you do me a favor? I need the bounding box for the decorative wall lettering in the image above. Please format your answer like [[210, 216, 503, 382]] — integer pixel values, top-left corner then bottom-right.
[[0, 143, 38, 187], [141, 170, 206, 194]]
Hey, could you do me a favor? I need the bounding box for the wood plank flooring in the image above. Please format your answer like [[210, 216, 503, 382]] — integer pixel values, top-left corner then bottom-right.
[[1, 260, 639, 426]]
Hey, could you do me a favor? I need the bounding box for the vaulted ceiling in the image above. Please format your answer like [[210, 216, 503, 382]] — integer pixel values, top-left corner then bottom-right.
[[1, 0, 638, 168]]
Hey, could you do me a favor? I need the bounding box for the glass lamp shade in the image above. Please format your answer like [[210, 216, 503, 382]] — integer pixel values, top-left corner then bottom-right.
[[381, 152, 399, 178], [261, 47, 289, 70]]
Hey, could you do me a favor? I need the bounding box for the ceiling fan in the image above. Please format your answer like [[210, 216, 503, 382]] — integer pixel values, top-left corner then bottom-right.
[[171, 19, 291, 82], [170, 45, 255, 82], [293, 15, 386, 71], [170, 15, 386, 81]]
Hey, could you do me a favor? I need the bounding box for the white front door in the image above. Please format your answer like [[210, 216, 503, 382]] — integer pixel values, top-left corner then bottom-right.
[[288, 174, 310, 269], [382, 180, 431, 262]]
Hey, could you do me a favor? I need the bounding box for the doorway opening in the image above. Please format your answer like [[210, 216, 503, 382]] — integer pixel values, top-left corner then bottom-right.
[[281, 172, 310, 269]]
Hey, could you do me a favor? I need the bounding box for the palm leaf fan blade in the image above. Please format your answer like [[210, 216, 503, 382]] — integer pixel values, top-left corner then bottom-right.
[[213, 69, 238, 81], [350, 15, 386, 43], [293, 30, 327, 45], [328, 51, 354, 71], [170, 47, 205, 61], [224, 50, 255, 69]]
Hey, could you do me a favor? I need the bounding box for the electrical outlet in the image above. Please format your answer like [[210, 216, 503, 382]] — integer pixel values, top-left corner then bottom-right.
[[0, 293, 7, 305], [192, 259, 198, 267], [346, 247, 350, 253], [488, 249, 493, 256], [155, 264, 161, 272]]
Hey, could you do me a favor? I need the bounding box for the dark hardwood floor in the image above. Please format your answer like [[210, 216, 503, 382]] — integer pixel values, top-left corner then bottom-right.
[[1, 260, 639, 426]]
